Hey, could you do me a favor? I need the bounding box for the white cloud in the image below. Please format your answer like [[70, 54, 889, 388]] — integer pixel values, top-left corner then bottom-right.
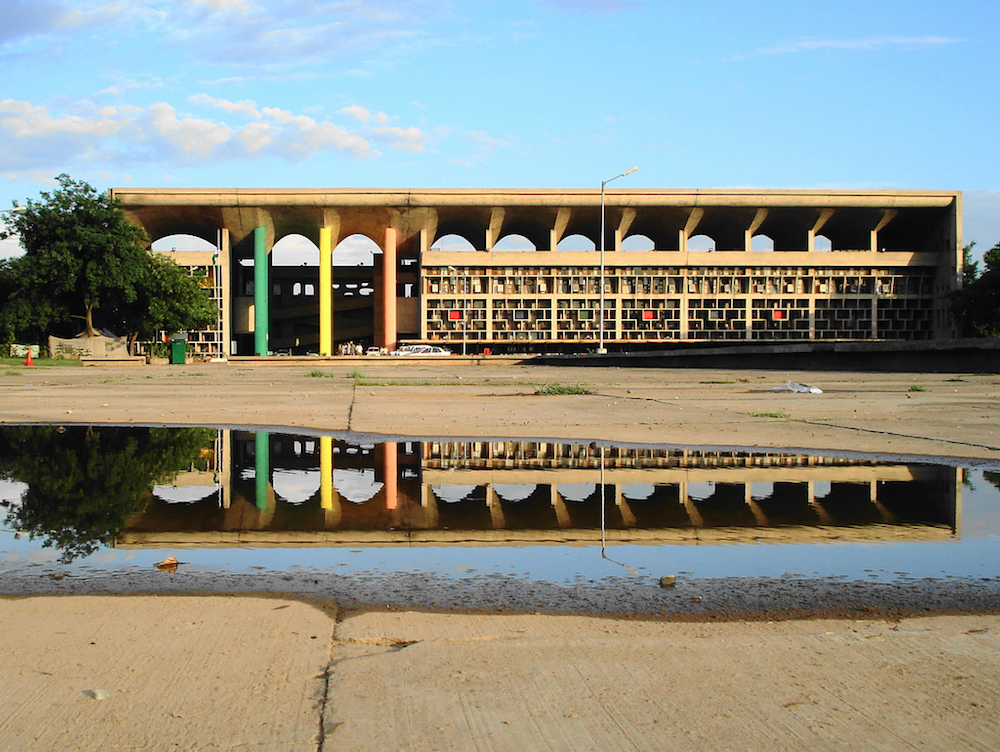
[[148, 102, 234, 159], [239, 120, 276, 154], [540, 0, 644, 12], [0, 98, 129, 139], [371, 125, 426, 152], [190, 93, 261, 119], [340, 105, 371, 122], [0, 95, 442, 175], [755, 35, 964, 56]]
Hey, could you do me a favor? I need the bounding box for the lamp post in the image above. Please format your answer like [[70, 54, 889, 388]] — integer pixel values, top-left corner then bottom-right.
[[598, 166, 637, 355]]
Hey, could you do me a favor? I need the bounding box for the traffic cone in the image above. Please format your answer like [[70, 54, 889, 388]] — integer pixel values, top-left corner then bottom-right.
[[23, 349, 34, 367]]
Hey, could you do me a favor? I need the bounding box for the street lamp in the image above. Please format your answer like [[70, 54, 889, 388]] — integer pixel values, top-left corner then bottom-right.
[[598, 166, 637, 355]]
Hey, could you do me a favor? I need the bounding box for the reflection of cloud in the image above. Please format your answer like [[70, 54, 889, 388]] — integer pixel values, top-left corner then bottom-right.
[[621, 483, 654, 501], [432, 484, 477, 503], [493, 484, 536, 503], [0, 478, 28, 511], [687, 482, 715, 501], [272, 469, 319, 505], [558, 483, 596, 502], [334, 467, 383, 504], [750, 482, 773, 502], [152, 485, 219, 504]]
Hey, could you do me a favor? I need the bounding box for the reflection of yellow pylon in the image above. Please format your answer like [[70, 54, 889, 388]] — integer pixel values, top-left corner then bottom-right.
[[23, 349, 34, 366]]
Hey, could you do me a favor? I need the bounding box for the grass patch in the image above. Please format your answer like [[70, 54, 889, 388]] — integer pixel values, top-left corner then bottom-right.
[[907, 385, 928, 392], [535, 383, 593, 396], [3, 368, 21, 376], [306, 369, 337, 378], [747, 410, 789, 419], [346, 369, 366, 380], [0, 356, 81, 367]]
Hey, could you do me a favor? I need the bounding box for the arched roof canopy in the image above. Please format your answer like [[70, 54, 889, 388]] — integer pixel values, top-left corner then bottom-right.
[[120, 206, 224, 246], [626, 206, 690, 251], [755, 208, 817, 251], [695, 207, 759, 251], [494, 206, 553, 251]]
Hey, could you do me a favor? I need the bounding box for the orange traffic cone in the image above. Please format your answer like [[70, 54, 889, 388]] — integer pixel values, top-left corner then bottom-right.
[[23, 349, 34, 367]]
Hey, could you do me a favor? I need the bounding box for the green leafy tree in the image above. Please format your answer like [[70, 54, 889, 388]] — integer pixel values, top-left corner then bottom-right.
[[962, 242, 979, 286], [106, 253, 218, 351], [0, 426, 216, 562], [952, 241, 1000, 338], [0, 174, 216, 350]]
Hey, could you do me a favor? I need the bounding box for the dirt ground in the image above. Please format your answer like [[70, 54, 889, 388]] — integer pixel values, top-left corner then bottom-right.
[[2, 361, 999, 460], [1, 360, 999, 750]]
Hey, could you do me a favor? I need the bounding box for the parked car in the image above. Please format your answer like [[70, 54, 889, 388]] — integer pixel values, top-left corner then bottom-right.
[[390, 344, 452, 356], [365, 346, 383, 356]]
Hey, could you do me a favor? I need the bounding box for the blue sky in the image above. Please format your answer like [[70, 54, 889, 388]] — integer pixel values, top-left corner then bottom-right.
[[1, 0, 998, 261]]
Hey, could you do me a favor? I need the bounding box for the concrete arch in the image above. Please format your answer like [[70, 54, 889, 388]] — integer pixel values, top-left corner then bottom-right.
[[152, 234, 216, 254], [621, 234, 655, 252], [272, 234, 319, 266], [556, 234, 596, 251], [430, 234, 477, 252], [688, 234, 716, 252], [493, 234, 537, 252], [433, 215, 486, 251], [335, 233, 381, 265]]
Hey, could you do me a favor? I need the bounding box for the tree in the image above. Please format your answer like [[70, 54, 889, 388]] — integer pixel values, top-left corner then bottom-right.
[[0, 174, 216, 350], [952, 241, 1000, 338], [107, 252, 218, 352]]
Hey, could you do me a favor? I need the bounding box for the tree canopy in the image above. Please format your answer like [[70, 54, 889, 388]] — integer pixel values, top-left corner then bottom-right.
[[0, 174, 216, 350], [952, 241, 1000, 338]]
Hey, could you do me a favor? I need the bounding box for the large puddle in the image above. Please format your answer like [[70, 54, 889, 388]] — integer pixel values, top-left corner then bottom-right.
[[2, 425, 999, 614]]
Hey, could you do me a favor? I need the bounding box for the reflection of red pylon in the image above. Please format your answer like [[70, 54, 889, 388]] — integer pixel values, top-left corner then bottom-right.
[[23, 349, 34, 366]]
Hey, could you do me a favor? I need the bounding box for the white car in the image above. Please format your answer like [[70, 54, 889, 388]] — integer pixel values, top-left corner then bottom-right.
[[390, 344, 452, 356]]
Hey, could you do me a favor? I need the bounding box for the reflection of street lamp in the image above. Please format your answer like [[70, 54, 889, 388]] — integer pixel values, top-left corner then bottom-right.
[[598, 167, 638, 355], [446, 265, 467, 355], [599, 444, 638, 574]]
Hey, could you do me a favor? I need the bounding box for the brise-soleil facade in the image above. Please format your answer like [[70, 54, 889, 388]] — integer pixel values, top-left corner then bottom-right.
[[110, 188, 962, 357]]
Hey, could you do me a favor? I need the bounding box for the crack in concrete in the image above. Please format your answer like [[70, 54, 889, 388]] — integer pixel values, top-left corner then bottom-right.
[[316, 617, 341, 752], [797, 420, 1000, 453], [346, 382, 357, 432]]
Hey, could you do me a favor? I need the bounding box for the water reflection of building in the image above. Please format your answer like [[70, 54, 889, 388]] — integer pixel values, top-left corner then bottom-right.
[[122, 431, 960, 547]]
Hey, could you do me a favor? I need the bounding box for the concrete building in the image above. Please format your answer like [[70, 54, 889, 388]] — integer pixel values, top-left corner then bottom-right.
[[111, 188, 962, 356]]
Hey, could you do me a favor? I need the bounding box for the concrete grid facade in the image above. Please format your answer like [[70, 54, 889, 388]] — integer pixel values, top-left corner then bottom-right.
[[111, 188, 962, 357]]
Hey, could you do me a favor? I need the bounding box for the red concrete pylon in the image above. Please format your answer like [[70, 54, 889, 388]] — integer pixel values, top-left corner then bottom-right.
[[23, 349, 34, 366]]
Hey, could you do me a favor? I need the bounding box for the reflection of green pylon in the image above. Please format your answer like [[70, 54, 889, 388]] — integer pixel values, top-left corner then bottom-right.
[[255, 432, 270, 510]]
